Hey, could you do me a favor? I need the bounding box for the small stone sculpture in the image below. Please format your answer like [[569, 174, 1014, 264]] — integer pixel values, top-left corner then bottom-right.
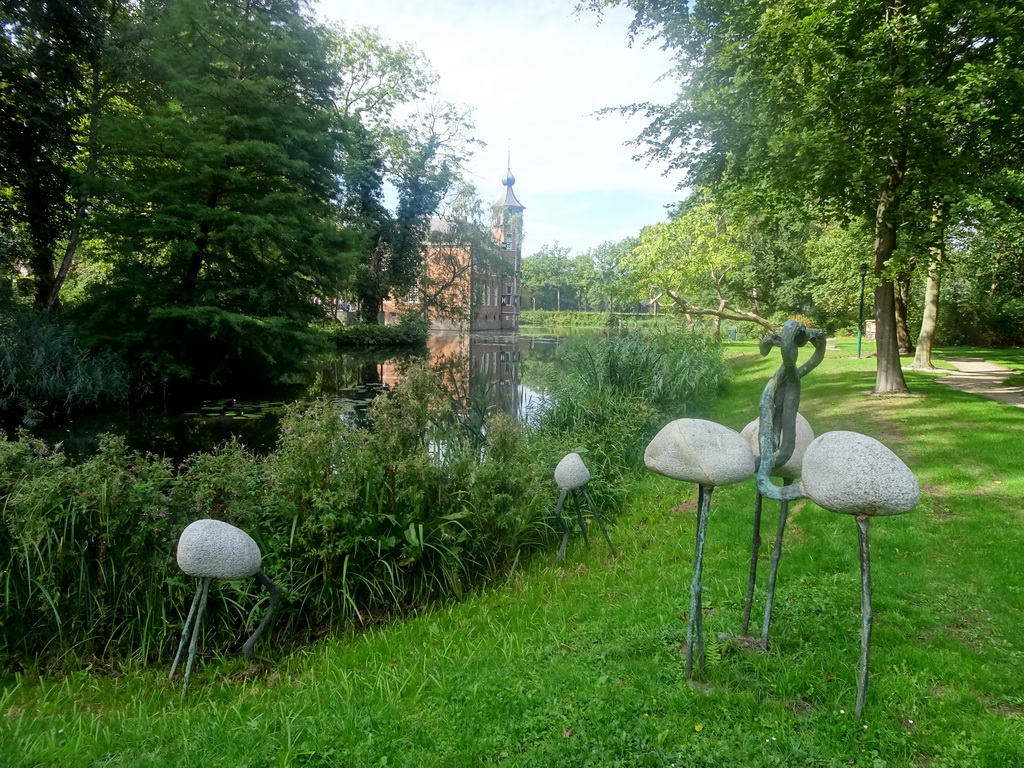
[[645, 419, 755, 678], [551, 453, 615, 559], [169, 519, 282, 700], [799, 430, 919, 717]]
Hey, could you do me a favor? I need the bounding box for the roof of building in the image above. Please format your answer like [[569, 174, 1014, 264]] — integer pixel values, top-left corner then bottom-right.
[[498, 167, 525, 211]]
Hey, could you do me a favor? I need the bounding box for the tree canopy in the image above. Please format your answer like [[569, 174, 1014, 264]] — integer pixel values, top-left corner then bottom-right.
[[0, 1, 474, 390], [583, 0, 1024, 392]]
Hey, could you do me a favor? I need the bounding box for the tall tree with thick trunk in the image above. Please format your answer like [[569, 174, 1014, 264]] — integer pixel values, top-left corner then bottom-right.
[[84, 0, 353, 384], [0, 0, 109, 309], [911, 199, 948, 370], [583, 0, 1024, 394]]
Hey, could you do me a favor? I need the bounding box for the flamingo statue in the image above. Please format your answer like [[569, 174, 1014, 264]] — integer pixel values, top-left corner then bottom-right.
[[552, 452, 615, 559], [738, 411, 814, 649], [645, 419, 755, 678], [170, 519, 281, 700]]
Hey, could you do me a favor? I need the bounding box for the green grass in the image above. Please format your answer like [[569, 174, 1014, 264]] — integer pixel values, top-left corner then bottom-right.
[[3, 338, 1024, 766]]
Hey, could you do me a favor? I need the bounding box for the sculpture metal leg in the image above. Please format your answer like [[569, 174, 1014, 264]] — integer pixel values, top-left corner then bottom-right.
[[572, 490, 590, 548], [760, 478, 794, 650], [855, 515, 873, 718], [685, 484, 712, 678], [553, 488, 572, 560], [760, 498, 790, 650], [242, 569, 282, 663], [180, 576, 211, 701], [169, 580, 205, 681], [581, 487, 615, 556], [741, 490, 764, 636]]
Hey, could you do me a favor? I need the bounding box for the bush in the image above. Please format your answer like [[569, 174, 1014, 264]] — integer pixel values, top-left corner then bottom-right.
[[334, 314, 429, 348], [0, 361, 554, 668], [0, 307, 128, 424], [0, 334, 730, 670], [532, 330, 728, 504]]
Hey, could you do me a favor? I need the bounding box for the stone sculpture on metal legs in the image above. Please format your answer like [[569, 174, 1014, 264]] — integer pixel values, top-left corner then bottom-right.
[[552, 453, 615, 560], [170, 518, 282, 700], [735, 321, 826, 650], [644, 419, 755, 678], [643, 319, 919, 715], [751, 321, 919, 716], [798, 431, 918, 716]]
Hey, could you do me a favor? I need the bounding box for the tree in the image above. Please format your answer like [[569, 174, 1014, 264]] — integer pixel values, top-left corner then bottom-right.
[[80, 0, 353, 384], [0, 0, 114, 310], [569, 253, 599, 311], [522, 243, 574, 311], [589, 237, 637, 311], [584, 0, 1024, 394], [326, 23, 479, 323], [625, 197, 775, 334]]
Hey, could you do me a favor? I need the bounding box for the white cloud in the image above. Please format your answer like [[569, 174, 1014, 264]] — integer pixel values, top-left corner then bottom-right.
[[315, 0, 685, 254]]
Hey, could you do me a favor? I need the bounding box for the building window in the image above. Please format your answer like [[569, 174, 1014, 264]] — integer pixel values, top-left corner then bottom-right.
[[503, 236, 513, 250]]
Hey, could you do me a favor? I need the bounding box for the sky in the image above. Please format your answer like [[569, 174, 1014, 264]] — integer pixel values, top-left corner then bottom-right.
[[314, 0, 684, 257]]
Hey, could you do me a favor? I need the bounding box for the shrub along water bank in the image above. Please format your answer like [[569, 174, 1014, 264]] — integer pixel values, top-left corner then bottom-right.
[[0, 306, 129, 427], [0, 329, 727, 670], [520, 310, 676, 328], [332, 314, 430, 348]]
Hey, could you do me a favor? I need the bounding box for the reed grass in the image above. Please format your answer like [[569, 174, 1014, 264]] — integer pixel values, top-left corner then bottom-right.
[[0, 332, 728, 670]]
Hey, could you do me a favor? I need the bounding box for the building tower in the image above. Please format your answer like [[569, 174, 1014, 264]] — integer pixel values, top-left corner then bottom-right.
[[494, 165, 524, 331]]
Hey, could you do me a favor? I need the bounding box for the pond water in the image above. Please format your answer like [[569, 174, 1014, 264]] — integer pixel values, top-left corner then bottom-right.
[[22, 329, 586, 460]]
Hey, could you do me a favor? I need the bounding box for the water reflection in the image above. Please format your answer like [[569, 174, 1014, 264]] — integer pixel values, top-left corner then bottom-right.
[[23, 330, 573, 460]]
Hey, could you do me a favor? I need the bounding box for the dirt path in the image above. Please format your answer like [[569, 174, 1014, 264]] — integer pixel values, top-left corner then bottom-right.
[[935, 356, 1024, 408]]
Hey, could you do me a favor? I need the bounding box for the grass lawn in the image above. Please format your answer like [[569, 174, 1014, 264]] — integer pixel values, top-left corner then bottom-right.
[[3, 340, 1023, 767]]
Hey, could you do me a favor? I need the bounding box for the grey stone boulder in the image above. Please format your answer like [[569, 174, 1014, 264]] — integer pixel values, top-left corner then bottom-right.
[[645, 419, 755, 487], [800, 431, 919, 516], [176, 519, 262, 580], [554, 452, 591, 490], [741, 412, 815, 479]]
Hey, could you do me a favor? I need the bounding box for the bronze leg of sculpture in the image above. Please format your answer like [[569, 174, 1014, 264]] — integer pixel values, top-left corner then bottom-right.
[[581, 487, 615, 556], [571, 490, 591, 549], [685, 484, 713, 678], [856, 515, 873, 718], [242, 569, 282, 663], [760, 478, 794, 650], [553, 488, 572, 560], [171, 576, 211, 701], [741, 489, 764, 636]]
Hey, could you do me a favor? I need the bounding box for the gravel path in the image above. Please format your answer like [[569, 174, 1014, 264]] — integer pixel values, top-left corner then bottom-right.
[[936, 356, 1024, 409]]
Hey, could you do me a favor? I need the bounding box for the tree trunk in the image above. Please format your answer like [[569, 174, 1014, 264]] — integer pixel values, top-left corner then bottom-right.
[[912, 200, 946, 370], [45, 68, 103, 312], [872, 153, 911, 396], [894, 277, 914, 355], [556, 286, 561, 312]]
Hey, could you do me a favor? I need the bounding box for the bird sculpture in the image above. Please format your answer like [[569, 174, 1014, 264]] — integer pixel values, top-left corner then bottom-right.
[[739, 321, 826, 650], [169, 519, 282, 700], [645, 419, 755, 678], [552, 452, 615, 559], [749, 322, 918, 715], [798, 430, 919, 717], [739, 412, 814, 649]]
